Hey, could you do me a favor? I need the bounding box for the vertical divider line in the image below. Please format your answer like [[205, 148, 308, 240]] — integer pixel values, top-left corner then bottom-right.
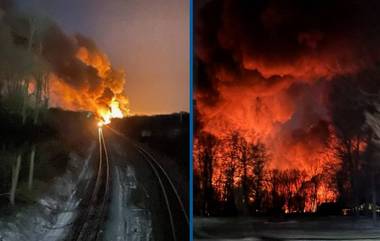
[[189, 0, 194, 240]]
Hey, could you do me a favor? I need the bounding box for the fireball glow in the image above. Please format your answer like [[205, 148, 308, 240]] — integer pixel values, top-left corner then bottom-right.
[[97, 98, 125, 126]]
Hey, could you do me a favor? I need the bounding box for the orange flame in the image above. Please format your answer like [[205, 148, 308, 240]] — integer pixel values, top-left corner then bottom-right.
[[97, 97, 124, 126], [47, 36, 130, 126]]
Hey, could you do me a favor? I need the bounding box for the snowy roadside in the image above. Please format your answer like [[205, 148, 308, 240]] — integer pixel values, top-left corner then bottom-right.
[[104, 154, 153, 241], [0, 143, 95, 241], [195, 217, 380, 241]]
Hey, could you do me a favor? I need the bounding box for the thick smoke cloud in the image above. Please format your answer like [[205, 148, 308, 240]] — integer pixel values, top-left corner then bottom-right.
[[196, 0, 380, 168], [0, 1, 128, 118], [42, 25, 101, 91], [197, 0, 380, 99], [42, 25, 128, 114]]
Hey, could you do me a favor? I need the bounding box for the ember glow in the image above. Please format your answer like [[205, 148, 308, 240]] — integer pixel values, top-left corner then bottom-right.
[[195, 0, 380, 214]]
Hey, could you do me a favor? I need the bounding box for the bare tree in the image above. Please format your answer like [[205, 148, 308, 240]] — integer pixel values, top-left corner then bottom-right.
[[236, 136, 268, 215], [235, 133, 251, 215], [0, 13, 51, 197], [364, 102, 380, 223], [222, 131, 240, 215], [26, 15, 51, 190], [328, 77, 369, 215], [194, 132, 218, 216], [9, 152, 21, 205], [251, 142, 267, 213]]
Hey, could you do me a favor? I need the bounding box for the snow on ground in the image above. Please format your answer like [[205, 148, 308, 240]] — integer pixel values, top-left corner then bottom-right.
[[104, 162, 152, 241], [195, 217, 380, 241], [0, 143, 95, 241]]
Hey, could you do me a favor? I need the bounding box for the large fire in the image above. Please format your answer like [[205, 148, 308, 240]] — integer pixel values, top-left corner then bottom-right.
[[45, 32, 130, 126], [97, 98, 124, 126], [194, 0, 380, 214]]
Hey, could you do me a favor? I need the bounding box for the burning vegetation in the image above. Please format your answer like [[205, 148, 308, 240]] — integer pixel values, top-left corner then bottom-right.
[[195, 0, 380, 216]]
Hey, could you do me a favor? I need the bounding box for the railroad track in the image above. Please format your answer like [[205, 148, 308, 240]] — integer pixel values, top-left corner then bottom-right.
[[67, 127, 111, 241], [107, 126, 189, 241]]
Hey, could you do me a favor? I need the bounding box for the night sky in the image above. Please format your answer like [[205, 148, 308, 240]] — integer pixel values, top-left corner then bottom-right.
[[15, 0, 189, 115]]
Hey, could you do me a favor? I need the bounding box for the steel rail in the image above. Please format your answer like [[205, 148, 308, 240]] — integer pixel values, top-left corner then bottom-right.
[[105, 125, 189, 241], [70, 127, 111, 241], [135, 145, 177, 241], [136, 143, 189, 224], [107, 126, 189, 224], [94, 128, 111, 241]]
